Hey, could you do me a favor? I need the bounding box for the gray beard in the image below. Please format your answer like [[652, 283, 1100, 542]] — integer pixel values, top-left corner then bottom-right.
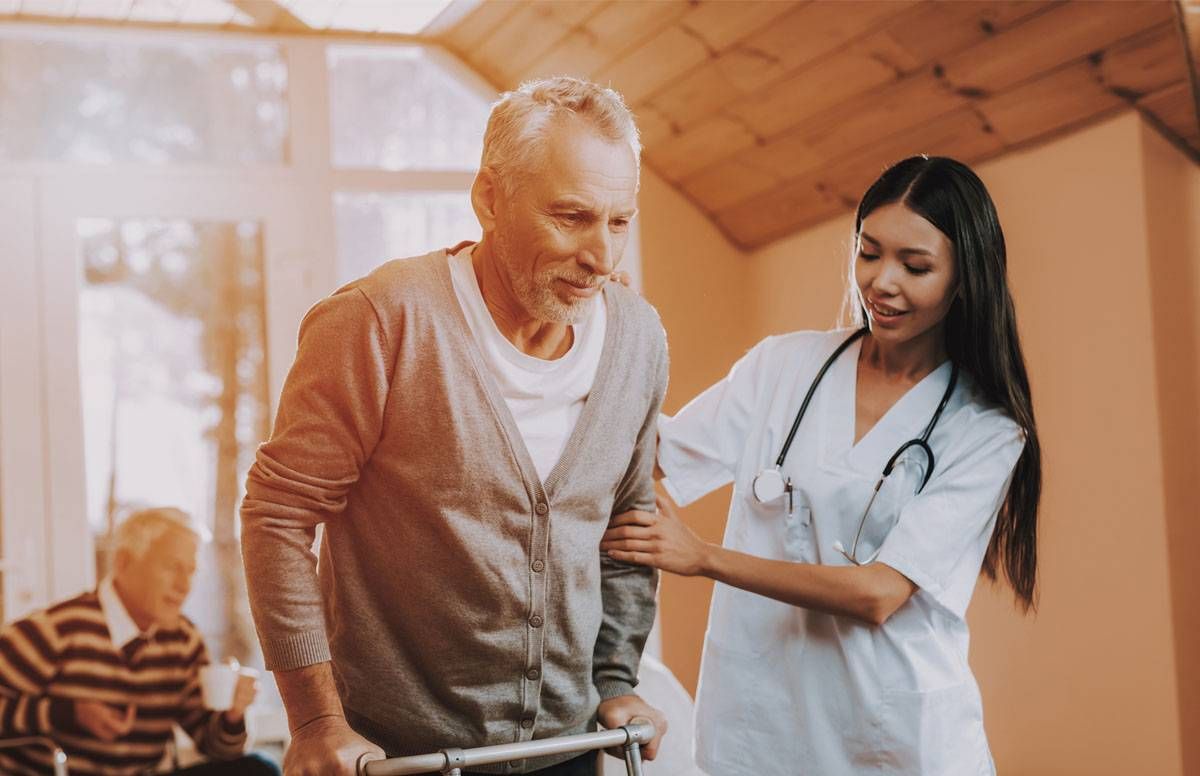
[[496, 231, 597, 325]]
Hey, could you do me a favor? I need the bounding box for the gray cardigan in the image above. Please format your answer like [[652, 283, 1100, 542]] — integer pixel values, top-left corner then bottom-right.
[[241, 249, 667, 771]]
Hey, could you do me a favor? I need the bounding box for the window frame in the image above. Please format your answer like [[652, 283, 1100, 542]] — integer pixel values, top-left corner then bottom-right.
[[0, 21, 643, 619]]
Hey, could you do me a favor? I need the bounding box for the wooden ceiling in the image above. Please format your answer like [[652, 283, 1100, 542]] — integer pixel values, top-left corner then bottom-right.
[[437, 0, 1200, 250], [2, 1, 1197, 249]]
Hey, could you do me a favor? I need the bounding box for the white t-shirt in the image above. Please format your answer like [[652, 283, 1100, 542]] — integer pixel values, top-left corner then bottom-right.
[[448, 247, 607, 482]]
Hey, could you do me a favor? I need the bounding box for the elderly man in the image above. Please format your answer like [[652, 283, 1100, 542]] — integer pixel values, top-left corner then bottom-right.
[[241, 76, 668, 776], [0, 507, 276, 775]]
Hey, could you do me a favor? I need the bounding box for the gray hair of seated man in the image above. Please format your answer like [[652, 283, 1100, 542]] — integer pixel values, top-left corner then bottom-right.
[[114, 506, 208, 561]]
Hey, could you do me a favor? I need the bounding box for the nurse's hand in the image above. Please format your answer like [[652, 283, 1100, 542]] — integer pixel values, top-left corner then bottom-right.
[[596, 693, 668, 761], [601, 494, 711, 576]]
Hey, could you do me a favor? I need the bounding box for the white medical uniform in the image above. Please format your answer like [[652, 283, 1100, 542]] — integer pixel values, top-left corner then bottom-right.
[[658, 329, 1024, 776]]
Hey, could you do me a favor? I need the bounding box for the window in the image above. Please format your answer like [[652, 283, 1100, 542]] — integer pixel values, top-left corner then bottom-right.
[[335, 191, 478, 282], [329, 45, 488, 171], [77, 217, 268, 662], [0, 34, 287, 164], [328, 45, 489, 282]]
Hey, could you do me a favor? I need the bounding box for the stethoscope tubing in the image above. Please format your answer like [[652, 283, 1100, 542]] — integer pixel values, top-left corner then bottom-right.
[[757, 328, 959, 499], [772, 328, 868, 469]]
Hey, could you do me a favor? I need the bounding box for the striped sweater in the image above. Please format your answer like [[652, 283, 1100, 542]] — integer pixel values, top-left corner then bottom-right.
[[0, 591, 246, 775]]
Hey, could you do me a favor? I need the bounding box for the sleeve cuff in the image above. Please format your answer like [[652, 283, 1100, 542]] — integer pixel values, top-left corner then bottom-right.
[[261, 629, 331, 672], [659, 475, 687, 508], [595, 680, 637, 701], [220, 711, 248, 737], [654, 434, 703, 507], [874, 547, 952, 614], [45, 696, 77, 734]]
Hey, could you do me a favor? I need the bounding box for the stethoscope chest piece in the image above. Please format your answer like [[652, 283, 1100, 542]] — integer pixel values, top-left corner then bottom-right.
[[752, 467, 787, 503]]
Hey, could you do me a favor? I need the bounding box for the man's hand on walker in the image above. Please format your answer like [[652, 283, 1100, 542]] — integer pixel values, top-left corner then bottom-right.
[[283, 714, 384, 776], [597, 694, 668, 761]]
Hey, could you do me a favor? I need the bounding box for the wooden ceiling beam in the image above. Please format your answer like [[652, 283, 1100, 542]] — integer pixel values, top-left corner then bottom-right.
[[436, 0, 522, 59], [938, 0, 1175, 96], [646, 1, 1057, 186], [228, 0, 308, 31], [0, 11, 433, 41], [1139, 81, 1200, 155], [640, 0, 913, 131], [510, 0, 689, 85], [977, 59, 1127, 147], [678, 1, 1177, 214], [465, 0, 605, 88], [590, 20, 710, 106], [712, 106, 1003, 249], [1176, 0, 1200, 145]]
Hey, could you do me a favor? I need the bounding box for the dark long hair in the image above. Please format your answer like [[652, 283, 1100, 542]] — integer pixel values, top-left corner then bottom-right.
[[849, 156, 1042, 611]]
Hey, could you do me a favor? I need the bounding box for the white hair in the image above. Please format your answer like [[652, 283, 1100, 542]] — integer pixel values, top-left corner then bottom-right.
[[114, 507, 207, 560], [481, 76, 641, 193]]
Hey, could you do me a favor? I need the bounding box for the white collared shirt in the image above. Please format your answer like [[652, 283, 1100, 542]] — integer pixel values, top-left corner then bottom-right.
[[98, 576, 156, 649]]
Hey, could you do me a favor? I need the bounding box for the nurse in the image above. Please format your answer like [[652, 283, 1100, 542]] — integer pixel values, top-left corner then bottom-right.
[[600, 156, 1042, 775]]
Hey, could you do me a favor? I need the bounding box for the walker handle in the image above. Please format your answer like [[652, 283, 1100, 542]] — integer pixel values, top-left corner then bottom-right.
[[360, 720, 658, 776]]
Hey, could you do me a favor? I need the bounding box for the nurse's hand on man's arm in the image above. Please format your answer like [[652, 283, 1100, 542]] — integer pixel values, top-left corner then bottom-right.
[[602, 495, 918, 626], [597, 693, 668, 760], [600, 493, 712, 577]]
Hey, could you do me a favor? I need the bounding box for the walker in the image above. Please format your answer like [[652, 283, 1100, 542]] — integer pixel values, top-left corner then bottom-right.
[[358, 720, 656, 776]]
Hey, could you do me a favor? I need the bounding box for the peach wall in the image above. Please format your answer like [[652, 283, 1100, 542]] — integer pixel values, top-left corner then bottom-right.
[[637, 169, 757, 690], [958, 113, 1181, 776], [1140, 121, 1200, 776], [642, 112, 1198, 775]]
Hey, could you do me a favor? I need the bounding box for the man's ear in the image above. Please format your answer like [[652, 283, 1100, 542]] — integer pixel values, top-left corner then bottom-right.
[[471, 167, 501, 233], [112, 547, 132, 577]]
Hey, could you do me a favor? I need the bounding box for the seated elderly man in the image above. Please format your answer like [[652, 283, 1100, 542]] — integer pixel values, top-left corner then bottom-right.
[[0, 507, 279, 776]]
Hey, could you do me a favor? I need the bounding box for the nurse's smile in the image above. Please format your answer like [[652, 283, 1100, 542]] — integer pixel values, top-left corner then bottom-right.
[[867, 298, 908, 324], [855, 202, 957, 348]]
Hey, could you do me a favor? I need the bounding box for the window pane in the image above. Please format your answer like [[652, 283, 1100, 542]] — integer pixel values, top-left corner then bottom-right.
[[0, 36, 287, 164], [335, 191, 478, 283], [76, 217, 270, 672], [329, 45, 490, 171]]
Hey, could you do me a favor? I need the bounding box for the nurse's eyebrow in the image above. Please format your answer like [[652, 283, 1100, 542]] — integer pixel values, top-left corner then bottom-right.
[[860, 231, 934, 257]]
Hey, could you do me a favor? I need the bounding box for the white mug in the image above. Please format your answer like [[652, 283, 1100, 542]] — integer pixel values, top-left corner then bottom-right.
[[199, 661, 259, 710]]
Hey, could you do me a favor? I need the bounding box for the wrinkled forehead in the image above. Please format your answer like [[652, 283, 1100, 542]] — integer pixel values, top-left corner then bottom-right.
[[525, 119, 640, 210], [147, 528, 200, 561]]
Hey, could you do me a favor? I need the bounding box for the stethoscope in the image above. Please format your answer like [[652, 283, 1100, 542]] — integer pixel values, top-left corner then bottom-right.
[[750, 327, 959, 565]]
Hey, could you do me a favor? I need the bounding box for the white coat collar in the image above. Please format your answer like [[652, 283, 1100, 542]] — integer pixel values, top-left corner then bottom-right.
[[818, 336, 955, 479]]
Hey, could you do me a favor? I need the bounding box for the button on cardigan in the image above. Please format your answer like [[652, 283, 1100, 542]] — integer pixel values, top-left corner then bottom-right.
[[241, 249, 668, 772]]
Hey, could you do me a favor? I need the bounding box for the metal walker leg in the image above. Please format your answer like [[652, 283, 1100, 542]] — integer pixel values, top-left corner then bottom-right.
[[622, 738, 644, 776], [441, 746, 466, 775]]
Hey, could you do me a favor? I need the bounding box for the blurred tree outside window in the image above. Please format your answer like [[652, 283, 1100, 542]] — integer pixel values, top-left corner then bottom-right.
[[329, 45, 486, 172], [0, 36, 286, 164], [329, 46, 487, 281], [0, 33, 495, 725], [335, 191, 478, 282], [78, 217, 268, 666]]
